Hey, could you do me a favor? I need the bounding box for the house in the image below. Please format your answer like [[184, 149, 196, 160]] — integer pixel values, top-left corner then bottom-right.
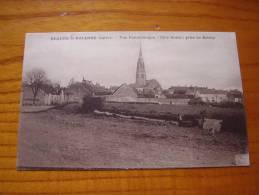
[[195, 88, 228, 103], [167, 86, 196, 98], [227, 90, 243, 103]]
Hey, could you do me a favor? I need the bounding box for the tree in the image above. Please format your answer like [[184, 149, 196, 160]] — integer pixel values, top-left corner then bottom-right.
[[68, 78, 75, 87], [25, 68, 47, 104], [51, 82, 62, 94]]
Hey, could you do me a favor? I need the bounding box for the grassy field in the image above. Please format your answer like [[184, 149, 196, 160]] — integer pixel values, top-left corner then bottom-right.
[[17, 106, 248, 170], [103, 102, 244, 117], [103, 102, 247, 134]]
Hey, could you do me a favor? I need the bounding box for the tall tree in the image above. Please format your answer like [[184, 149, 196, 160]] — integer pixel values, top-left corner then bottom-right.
[[25, 68, 47, 104]]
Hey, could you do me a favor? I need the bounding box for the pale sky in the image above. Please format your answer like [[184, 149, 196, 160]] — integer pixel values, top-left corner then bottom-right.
[[22, 32, 243, 90]]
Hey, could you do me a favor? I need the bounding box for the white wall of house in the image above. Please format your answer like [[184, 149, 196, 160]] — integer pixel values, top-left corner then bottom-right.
[[198, 93, 228, 103]]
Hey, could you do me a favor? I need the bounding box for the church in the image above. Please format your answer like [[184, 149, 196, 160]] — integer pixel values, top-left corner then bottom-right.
[[107, 44, 164, 102], [130, 44, 163, 98], [105, 44, 207, 105]]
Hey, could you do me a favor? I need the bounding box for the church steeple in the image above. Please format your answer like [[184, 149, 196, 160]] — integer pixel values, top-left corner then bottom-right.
[[139, 43, 142, 57], [136, 43, 146, 86]]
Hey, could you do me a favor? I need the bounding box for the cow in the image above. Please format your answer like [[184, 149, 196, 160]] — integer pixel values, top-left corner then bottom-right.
[[202, 118, 223, 135]]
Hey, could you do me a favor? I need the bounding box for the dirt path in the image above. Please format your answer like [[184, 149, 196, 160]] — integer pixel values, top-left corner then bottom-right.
[[17, 109, 247, 169], [21, 105, 55, 113]]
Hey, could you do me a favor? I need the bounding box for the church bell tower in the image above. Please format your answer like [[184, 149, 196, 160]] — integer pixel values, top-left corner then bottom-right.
[[136, 43, 146, 86]]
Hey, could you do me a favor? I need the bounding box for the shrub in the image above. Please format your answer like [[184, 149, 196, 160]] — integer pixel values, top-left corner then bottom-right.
[[211, 101, 243, 108], [81, 96, 104, 113], [188, 97, 206, 105]]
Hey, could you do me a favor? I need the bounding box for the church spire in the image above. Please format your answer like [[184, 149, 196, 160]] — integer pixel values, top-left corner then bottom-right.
[[139, 42, 142, 57], [136, 42, 146, 86]]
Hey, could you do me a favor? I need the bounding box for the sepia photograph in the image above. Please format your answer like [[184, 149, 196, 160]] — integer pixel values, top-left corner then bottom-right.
[[17, 32, 249, 170]]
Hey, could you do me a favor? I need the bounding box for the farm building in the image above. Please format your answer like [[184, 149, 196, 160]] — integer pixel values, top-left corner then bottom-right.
[[195, 88, 228, 103], [168, 86, 195, 95], [166, 86, 196, 98]]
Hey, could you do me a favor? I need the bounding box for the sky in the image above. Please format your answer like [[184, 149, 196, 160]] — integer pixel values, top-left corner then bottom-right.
[[22, 32, 243, 90]]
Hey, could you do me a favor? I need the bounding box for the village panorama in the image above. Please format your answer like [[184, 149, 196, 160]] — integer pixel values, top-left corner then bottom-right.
[[18, 38, 249, 170]]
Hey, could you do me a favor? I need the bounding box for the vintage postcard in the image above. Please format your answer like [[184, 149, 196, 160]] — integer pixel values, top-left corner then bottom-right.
[[17, 32, 249, 170]]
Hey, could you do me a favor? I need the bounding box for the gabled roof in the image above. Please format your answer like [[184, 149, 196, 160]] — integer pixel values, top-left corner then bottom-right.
[[168, 86, 196, 95], [197, 88, 227, 95], [169, 86, 190, 90], [111, 83, 138, 98], [112, 83, 126, 95]]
